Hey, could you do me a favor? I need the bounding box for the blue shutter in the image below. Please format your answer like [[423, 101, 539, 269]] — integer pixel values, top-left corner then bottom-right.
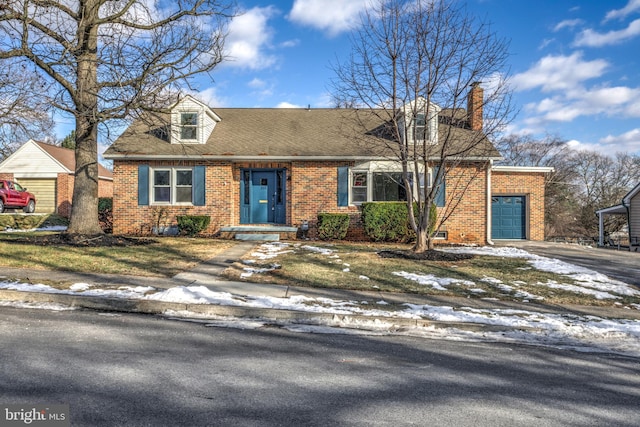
[[193, 166, 206, 206], [337, 166, 349, 206], [434, 166, 446, 207], [138, 165, 149, 206]]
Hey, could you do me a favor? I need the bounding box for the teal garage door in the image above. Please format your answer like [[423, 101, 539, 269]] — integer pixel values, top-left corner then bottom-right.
[[492, 196, 526, 239]]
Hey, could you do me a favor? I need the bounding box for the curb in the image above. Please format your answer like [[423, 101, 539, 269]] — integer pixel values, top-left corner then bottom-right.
[[0, 289, 535, 334]]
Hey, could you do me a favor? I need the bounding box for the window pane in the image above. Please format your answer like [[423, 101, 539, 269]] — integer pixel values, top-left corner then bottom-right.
[[181, 126, 197, 140], [373, 173, 407, 201], [154, 170, 170, 186], [352, 188, 367, 202], [154, 187, 170, 202], [181, 113, 198, 125], [351, 172, 368, 203], [176, 187, 192, 203], [176, 170, 192, 186]]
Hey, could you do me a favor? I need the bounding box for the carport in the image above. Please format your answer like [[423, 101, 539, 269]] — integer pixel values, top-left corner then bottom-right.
[[596, 182, 640, 250]]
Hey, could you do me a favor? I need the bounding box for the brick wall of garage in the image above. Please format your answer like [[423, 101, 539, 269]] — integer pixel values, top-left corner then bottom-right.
[[492, 170, 546, 241]]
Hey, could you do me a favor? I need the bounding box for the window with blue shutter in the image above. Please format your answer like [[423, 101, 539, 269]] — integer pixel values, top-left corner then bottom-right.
[[193, 166, 206, 206], [433, 166, 446, 207], [138, 165, 149, 206], [337, 166, 349, 206]]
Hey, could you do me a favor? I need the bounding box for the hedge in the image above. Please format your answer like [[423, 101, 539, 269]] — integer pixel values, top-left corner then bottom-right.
[[317, 213, 350, 240]]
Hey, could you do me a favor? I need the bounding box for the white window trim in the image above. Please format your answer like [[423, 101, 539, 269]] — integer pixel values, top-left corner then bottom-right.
[[179, 112, 200, 143], [401, 99, 441, 145], [347, 162, 433, 206], [150, 167, 194, 205]]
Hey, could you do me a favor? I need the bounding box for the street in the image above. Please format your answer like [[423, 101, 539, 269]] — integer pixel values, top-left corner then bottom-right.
[[1, 306, 639, 426]]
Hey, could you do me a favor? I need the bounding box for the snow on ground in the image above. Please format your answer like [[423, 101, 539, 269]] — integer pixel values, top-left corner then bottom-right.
[[1, 243, 640, 356]]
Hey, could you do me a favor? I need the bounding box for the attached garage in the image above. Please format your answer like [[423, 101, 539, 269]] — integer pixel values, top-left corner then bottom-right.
[[492, 195, 526, 240], [16, 178, 56, 213]]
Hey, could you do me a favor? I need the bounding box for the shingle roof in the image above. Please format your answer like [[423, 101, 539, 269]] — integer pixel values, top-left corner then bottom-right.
[[104, 108, 501, 160], [36, 141, 113, 179]]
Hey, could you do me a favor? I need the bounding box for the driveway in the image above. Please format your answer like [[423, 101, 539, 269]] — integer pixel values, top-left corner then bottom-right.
[[494, 240, 640, 288]]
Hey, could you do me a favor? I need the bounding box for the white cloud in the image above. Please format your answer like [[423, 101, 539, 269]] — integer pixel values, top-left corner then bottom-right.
[[553, 18, 583, 32], [195, 87, 228, 107], [600, 128, 640, 152], [225, 6, 278, 69], [276, 102, 303, 108], [574, 18, 640, 47], [287, 0, 369, 36], [511, 52, 608, 92], [605, 0, 640, 21]]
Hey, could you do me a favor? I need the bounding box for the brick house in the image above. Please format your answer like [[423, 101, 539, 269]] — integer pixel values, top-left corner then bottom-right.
[[0, 140, 113, 216], [103, 88, 551, 243]]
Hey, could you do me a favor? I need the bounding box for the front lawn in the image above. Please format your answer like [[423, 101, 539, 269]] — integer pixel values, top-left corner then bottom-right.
[[0, 233, 233, 277], [222, 241, 640, 307]]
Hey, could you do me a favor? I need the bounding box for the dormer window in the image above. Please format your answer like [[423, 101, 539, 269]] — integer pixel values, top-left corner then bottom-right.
[[411, 113, 427, 143], [180, 113, 199, 141], [402, 98, 440, 145], [169, 95, 221, 144]]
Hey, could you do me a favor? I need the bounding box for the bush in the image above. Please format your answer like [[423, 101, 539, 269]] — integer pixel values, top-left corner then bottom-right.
[[361, 202, 438, 242], [361, 202, 411, 242], [98, 198, 113, 233], [317, 213, 350, 240], [177, 215, 211, 237]]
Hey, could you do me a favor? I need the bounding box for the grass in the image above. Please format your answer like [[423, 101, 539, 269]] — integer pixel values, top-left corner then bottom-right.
[[1, 234, 638, 308], [222, 241, 640, 307], [0, 233, 233, 277]]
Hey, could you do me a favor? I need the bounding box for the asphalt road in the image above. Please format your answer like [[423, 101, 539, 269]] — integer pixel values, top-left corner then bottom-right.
[[2, 307, 639, 426]]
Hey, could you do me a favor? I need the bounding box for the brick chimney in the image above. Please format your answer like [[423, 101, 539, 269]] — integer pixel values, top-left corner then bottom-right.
[[467, 82, 483, 131]]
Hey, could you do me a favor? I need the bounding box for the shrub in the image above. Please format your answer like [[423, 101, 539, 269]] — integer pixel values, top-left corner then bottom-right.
[[177, 215, 211, 237], [98, 198, 113, 233], [317, 213, 350, 240], [361, 202, 411, 242], [361, 202, 438, 242]]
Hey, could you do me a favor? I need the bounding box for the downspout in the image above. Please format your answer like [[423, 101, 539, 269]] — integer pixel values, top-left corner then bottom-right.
[[486, 160, 494, 245], [623, 198, 631, 248]]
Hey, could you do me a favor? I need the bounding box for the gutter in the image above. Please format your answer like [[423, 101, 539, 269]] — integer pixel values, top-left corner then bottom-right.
[[486, 159, 494, 245]]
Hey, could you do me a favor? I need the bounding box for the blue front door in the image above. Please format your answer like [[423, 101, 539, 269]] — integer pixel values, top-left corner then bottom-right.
[[241, 169, 286, 224]]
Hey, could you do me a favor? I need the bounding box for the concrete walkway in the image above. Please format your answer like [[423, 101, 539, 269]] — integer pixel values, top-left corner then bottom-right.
[[1, 241, 640, 330]]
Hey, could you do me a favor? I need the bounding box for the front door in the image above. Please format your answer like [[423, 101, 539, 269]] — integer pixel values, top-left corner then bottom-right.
[[241, 169, 286, 224]]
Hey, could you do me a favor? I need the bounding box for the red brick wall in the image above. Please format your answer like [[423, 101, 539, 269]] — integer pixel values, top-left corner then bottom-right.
[[434, 163, 489, 244], [54, 174, 113, 218], [113, 160, 234, 235], [110, 160, 545, 243], [492, 170, 546, 241]]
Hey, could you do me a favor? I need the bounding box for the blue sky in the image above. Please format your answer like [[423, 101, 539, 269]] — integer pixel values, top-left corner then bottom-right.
[[56, 0, 640, 156], [188, 0, 640, 156]]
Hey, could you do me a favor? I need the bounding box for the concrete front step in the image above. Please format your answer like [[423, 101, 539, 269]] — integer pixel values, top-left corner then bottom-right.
[[235, 233, 280, 241], [219, 225, 298, 241]]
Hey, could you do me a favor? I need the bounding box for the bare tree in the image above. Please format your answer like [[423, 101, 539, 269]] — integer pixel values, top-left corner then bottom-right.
[[571, 151, 640, 236], [0, 0, 235, 234], [0, 59, 55, 158], [332, 0, 512, 252]]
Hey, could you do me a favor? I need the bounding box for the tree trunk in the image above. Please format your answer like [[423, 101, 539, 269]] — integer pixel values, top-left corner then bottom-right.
[[413, 227, 434, 253], [67, 0, 103, 235]]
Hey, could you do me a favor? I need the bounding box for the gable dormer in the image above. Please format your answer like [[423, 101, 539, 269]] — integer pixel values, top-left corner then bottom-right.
[[170, 95, 221, 144], [401, 97, 441, 145]]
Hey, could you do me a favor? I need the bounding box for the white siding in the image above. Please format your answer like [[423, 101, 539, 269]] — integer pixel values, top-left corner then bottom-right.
[[170, 97, 218, 144], [630, 192, 640, 241], [0, 140, 66, 178]]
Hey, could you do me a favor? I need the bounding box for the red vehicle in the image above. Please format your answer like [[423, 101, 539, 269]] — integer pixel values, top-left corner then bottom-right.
[[0, 180, 36, 213]]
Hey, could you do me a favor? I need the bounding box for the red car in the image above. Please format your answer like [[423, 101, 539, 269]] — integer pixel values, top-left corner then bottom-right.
[[0, 180, 36, 213]]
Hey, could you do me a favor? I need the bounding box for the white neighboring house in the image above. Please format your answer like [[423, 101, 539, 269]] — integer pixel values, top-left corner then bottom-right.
[[596, 182, 640, 250], [0, 139, 113, 215]]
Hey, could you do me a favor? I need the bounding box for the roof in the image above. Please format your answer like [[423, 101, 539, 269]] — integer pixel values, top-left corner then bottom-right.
[[104, 108, 501, 161], [35, 141, 113, 180]]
